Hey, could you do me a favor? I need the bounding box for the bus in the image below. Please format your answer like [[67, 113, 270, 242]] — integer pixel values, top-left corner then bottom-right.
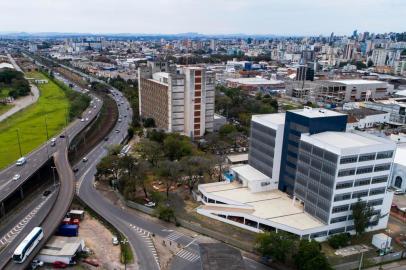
[[12, 227, 44, 263]]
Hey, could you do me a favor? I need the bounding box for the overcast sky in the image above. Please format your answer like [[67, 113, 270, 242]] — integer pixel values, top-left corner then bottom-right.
[[1, 0, 405, 36]]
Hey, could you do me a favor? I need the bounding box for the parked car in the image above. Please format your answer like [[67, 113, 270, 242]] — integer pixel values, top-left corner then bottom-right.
[[52, 261, 67, 268], [394, 189, 405, 195], [16, 157, 26, 166], [112, 236, 119, 245], [31, 259, 44, 269], [144, 201, 156, 208], [12, 174, 21, 181]]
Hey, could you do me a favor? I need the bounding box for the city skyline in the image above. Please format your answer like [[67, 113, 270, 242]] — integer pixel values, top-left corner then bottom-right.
[[1, 0, 405, 36]]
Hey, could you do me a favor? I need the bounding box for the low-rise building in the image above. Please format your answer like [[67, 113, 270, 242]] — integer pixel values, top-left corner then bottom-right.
[[37, 236, 85, 264], [225, 77, 285, 94], [343, 108, 390, 130], [198, 111, 396, 241]]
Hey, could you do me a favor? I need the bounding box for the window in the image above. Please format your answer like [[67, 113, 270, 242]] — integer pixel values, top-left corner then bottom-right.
[[346, 225, 355, 232], [352, 190, 369, 199], [356, 166, 373, 175], [354, 178, 371, 187], [374, 164, 391, 172], [347, 215, 353, 220], [329, 227, 346, 235], [369, 188, 386, 196], [338, 169, 355, 177], [368, 199, 383, 206], [394, 176, 403, 188], [331, 216, 347, 224], [332, 205, 349, 213], [371, 176, 388, 185], [377, 151, 393, 159], [334, 193, 351, 202], [336, 181, 353, 190], [340, 156, 358, 164], [358, 153, 376, 162]]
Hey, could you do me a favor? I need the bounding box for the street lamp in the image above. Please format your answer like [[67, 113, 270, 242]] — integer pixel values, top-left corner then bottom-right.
[[51, 166, 57, 188], [16, 129, 22, 157]]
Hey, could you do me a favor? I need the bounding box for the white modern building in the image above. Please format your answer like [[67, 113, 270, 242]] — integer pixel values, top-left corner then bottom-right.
[[391, 144, 406, 192], [198, 112, 396, 241], [344, 108, 390, 130]]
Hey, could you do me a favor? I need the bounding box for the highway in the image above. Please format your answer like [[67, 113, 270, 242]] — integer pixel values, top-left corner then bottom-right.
[[0, 86, 102, 204], [0, 70, 102, 268]]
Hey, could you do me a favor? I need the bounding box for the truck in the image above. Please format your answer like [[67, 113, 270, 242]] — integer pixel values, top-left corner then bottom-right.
[[57, 224, 78, 237], [372, 233, 392, 255]]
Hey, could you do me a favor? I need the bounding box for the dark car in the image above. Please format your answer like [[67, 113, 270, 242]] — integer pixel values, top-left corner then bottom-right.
[[60, 135, 65, 138], [43, 190, 51, 197], [73, 167, 79, 173], [104, 137, 109, 141]]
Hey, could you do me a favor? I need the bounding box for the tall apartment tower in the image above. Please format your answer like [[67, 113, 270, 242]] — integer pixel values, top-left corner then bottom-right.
[[138, 62, 214, 138]]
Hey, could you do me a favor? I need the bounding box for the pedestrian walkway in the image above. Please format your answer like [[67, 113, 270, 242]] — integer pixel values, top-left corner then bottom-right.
[[176, 249, 200, 262], [364, 260, 406, 270], [166, 231, 184, 241], [128, 223, 160, 269]]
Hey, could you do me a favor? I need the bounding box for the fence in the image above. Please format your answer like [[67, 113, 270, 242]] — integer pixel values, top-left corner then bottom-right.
[[333, 251, 405, 270]]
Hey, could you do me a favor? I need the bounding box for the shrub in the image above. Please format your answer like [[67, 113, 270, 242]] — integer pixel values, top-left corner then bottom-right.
[[155, 205, 175, 222], [328, 233, 351, 249]]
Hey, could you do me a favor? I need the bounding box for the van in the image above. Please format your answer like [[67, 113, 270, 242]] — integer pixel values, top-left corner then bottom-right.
[[16, 157, 27, 166]]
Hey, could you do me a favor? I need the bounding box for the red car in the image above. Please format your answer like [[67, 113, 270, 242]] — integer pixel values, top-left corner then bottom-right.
[[53, 261, 67, 268]]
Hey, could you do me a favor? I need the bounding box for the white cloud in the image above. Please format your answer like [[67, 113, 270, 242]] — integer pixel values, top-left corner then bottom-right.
[[0, 0, 404, 35]]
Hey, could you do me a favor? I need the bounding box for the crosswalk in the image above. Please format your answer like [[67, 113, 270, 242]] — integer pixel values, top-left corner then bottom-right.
[[0, 195, 52, 247], [176, 249, 200, 262], [128, 223, 160, 269], [166, 231, 184, 241]]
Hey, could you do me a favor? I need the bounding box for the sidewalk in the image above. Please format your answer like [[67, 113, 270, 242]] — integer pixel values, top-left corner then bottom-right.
[[364, 260, 406, 270], [0, 84, 40, 122]]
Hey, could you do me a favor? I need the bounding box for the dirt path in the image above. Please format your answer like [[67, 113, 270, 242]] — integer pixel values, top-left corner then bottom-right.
[[0, 84, 40, 122], [79, 213, 123, 269]]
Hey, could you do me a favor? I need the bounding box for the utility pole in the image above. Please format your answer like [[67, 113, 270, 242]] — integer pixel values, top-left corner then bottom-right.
[[51, 166, 57, 188], [16, 129, 22, 157]]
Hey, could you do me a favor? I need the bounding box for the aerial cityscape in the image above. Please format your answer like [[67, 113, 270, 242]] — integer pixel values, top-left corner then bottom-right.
[[1, 1, 406, 270]]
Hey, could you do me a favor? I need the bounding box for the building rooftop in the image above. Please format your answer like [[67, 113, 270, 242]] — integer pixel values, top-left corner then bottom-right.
[[330, 79, 386, 85], [232, 164, 270, 182], [199, 181, 324, 231], [252, 113, 285, 128], [226, 77, 284, 85], [302, 131, 394, 150], [290, 107, 345, 118], [344, 108, 388, 118], [394, 144, 406, 165], [199, 243, 245, 270], [39, 236, 83, 257], [227, 153, 249, 164]]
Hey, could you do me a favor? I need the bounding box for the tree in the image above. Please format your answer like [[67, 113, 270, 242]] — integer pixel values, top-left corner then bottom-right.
[[294, 239, 331, 270], [143, 118, 156, 128], [137, 138, 164, 167], [255, 231, 295, 263], [180, 156, 211, 194], [155, 205, 175, 222], [157, 160, 182, 198], [219, 124, 237, 138], [328, 233, 350, 249], [352, 198, 373, 236], [96, 154, 121, 182], [163, 134, 193, 161], [367, 59, 374, 67]]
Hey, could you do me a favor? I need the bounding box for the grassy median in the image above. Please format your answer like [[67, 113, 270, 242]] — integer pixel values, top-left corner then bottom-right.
[[0, 71, 69, 169]]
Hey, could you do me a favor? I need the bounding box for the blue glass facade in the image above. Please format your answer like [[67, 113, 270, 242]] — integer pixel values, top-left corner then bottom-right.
[[278, 111, 347, 194]]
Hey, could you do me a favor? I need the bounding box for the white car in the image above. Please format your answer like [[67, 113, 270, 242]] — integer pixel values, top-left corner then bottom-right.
[[144, 202, 156, 208], [12, 174, 21, 181], [85, 118, 89, 121], [112, 236, 119, 245], [16, 157, 27, 166], [80, 118, 85, 122], [88, 110, 92, 114], [394, 189, 405, 195]]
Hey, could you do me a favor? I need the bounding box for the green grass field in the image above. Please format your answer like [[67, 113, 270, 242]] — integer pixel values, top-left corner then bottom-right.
[[0, 104, 13, 116], [0, 72, 70, 169]]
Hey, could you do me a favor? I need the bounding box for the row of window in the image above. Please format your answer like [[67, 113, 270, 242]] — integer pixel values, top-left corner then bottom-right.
[[334, 187, 386, 202], [338, 163, 391, 177], [340, 151, 394, 164], [336, 175, 388, 190], [332, 198, 384, 213]]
